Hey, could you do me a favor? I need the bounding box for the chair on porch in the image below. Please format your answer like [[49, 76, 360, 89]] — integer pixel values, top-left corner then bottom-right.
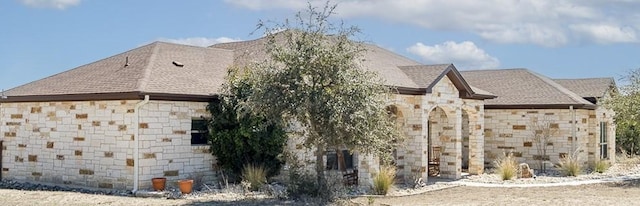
[[342, 168, 358, 186], [428, 146, 442, 176]]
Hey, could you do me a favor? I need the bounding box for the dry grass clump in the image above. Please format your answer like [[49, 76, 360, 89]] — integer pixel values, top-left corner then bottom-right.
[[241, 164, 267, 191], [593, 160, 610, 173], [372, 166, 396, 195], [557, 150, 582, 177], [494, 152, 518, 180]]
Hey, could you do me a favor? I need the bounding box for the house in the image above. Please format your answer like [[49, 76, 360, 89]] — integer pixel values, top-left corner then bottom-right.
[[460, 70, 616, 170], [0, 35, 616, 190]]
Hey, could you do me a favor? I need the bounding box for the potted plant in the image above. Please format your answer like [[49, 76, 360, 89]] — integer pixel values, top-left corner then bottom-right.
[[177, 179, 194, 194], [151, 177, 166, 191]]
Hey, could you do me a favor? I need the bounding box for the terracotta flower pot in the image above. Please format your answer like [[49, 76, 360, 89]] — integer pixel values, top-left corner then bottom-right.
[[151, 177, 166, 191], [178, 179, 194, 194]]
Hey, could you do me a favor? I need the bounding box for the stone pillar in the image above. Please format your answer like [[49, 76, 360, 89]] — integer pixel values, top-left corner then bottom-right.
[[468, 105, 485, 175]]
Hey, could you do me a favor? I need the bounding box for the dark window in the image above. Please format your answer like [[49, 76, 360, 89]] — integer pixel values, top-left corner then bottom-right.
[[191, 119, 209, 145], [326, 150, 354, 170], [600, 122, 608, 159]]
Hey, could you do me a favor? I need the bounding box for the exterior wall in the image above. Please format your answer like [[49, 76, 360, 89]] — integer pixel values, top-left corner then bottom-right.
[[136, 100, 216, 189], [0, 100, 216, 190], [1, 101, 138, 189], [591, 106, 616, 163], [386, 94, 426, 183], [483, 108, 613, 171]]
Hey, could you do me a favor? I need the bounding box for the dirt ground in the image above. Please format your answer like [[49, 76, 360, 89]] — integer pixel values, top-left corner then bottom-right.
[[1, 180, 640, 206], [350, 179, 640, 206]]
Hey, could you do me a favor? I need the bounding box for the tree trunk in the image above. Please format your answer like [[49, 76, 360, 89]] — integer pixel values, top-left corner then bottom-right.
[[315, 144, 327, 194], [336, 149, 346, 171]]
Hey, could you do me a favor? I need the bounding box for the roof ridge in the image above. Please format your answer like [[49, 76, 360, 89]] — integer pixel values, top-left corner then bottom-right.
[[554, 77, 615, 81], [135, 42, 161, 92], [461, 68, 528, 72], [525, 69, 594, 106]]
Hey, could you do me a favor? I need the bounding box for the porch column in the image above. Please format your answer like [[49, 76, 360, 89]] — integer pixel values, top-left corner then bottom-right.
[[442, 108, 462, 179], [468, 106, 485, 175]]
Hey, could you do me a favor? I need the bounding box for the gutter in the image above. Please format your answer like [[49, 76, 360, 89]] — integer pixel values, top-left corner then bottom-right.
[[132, 95, 150, 193]]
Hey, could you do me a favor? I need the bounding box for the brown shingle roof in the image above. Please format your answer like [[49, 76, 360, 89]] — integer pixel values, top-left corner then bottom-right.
[[460, 69, 595, 109], [554, 78, 616, 98], [3, 42, 233, 101], [211, 35, 422, 89]]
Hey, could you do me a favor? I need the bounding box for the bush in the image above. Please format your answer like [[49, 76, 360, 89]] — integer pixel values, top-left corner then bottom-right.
[[494, 152, 518, 180], [372, 166, 396, 195], [208, 71, 288, 179], [593, 160, 610, 173], [558, 153, 582, 176], [241, 164, 267, 191], [283, 152, 322, 199]]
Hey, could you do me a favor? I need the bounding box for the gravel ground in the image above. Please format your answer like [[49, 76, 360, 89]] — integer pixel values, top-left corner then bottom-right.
[[0, 158, 638, 205]]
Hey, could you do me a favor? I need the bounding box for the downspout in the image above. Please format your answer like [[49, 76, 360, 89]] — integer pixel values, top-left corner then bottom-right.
[[132, 95, 149, 193], [570, 106, 576, 152]]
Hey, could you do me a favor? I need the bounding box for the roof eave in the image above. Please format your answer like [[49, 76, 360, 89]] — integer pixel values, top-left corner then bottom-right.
[[394, 87, 427, 95], [485, 104, 598, 110], [0, 92, 218, 103], [463, 94, 498, 100]]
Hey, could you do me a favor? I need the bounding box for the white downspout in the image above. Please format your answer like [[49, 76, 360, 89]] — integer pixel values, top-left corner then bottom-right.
[[570, 106, 576, 151], [132, 95, 149, 193]]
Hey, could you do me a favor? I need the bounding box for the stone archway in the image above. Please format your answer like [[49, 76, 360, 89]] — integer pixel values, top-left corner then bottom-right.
[[427, 106, 457, 178], [385, 104, 406, 182]]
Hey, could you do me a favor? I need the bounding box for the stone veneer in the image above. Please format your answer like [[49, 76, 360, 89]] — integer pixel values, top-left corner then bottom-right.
[[285, 75, 486, 186], [483, 108, 615, 171], [0, 100, 216, 190]]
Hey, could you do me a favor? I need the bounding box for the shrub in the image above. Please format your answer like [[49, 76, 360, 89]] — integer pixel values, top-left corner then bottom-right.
[[372, 166, 396, 195], [493, 152, 518, 180], [593, 160, 610, 173], [283, 152, 322, 199], [208, 75, 288, 180], [557, 151, 582, 176], [241, 164, 267, 191]]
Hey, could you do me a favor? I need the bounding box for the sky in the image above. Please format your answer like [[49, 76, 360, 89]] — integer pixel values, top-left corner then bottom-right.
[[2, 0, 640, 91]]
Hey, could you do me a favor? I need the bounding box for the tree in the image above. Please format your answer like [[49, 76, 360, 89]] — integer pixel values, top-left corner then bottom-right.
[[530, 116, 557, 173], [245, 3, 401, 195], [604, 68, 640, 155], [208, 69, 287, 179]]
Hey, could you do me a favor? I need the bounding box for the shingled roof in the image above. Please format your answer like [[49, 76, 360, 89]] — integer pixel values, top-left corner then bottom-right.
[[554, 78, 616, 103], [3, 42, 233, 102], [211, 33, 493, 99], [460, 69, 596, 109], [398, 64, 495, 98], [211, 35, 423, 89]]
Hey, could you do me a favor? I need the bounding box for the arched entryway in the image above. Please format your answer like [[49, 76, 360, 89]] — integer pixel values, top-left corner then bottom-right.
[[385, 104, 406, 182], [427, 106, 455, 177]]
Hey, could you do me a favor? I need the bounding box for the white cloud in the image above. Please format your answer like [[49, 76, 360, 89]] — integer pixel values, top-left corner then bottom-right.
[[224, 0, 640, 46], [20, 0, 81, 9], [407, 41, 500, 69], [570, 24, 637, 44], [157, 37, 241, 47]]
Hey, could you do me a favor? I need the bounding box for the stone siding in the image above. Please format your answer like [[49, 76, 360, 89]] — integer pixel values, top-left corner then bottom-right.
[[484, 108, 614, 171], [0, 100, 216, 190]]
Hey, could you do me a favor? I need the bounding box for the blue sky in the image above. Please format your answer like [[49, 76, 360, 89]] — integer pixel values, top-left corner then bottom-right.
[[2, 0, 640, 90]]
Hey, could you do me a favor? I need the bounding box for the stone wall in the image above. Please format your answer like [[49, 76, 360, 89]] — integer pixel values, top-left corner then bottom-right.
[[136, 100, 216, 189], [484, 108, 614, 171], [0, 100, 217, 190]]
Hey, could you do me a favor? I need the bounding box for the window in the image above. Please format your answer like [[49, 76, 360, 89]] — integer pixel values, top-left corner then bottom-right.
[[326, 150, 354, 170], [600, 122, 608, 159], [191, 119, 209, 145]]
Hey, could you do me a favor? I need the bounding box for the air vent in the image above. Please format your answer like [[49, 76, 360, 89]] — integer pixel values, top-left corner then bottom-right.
[[172, 61, 184, 67]]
